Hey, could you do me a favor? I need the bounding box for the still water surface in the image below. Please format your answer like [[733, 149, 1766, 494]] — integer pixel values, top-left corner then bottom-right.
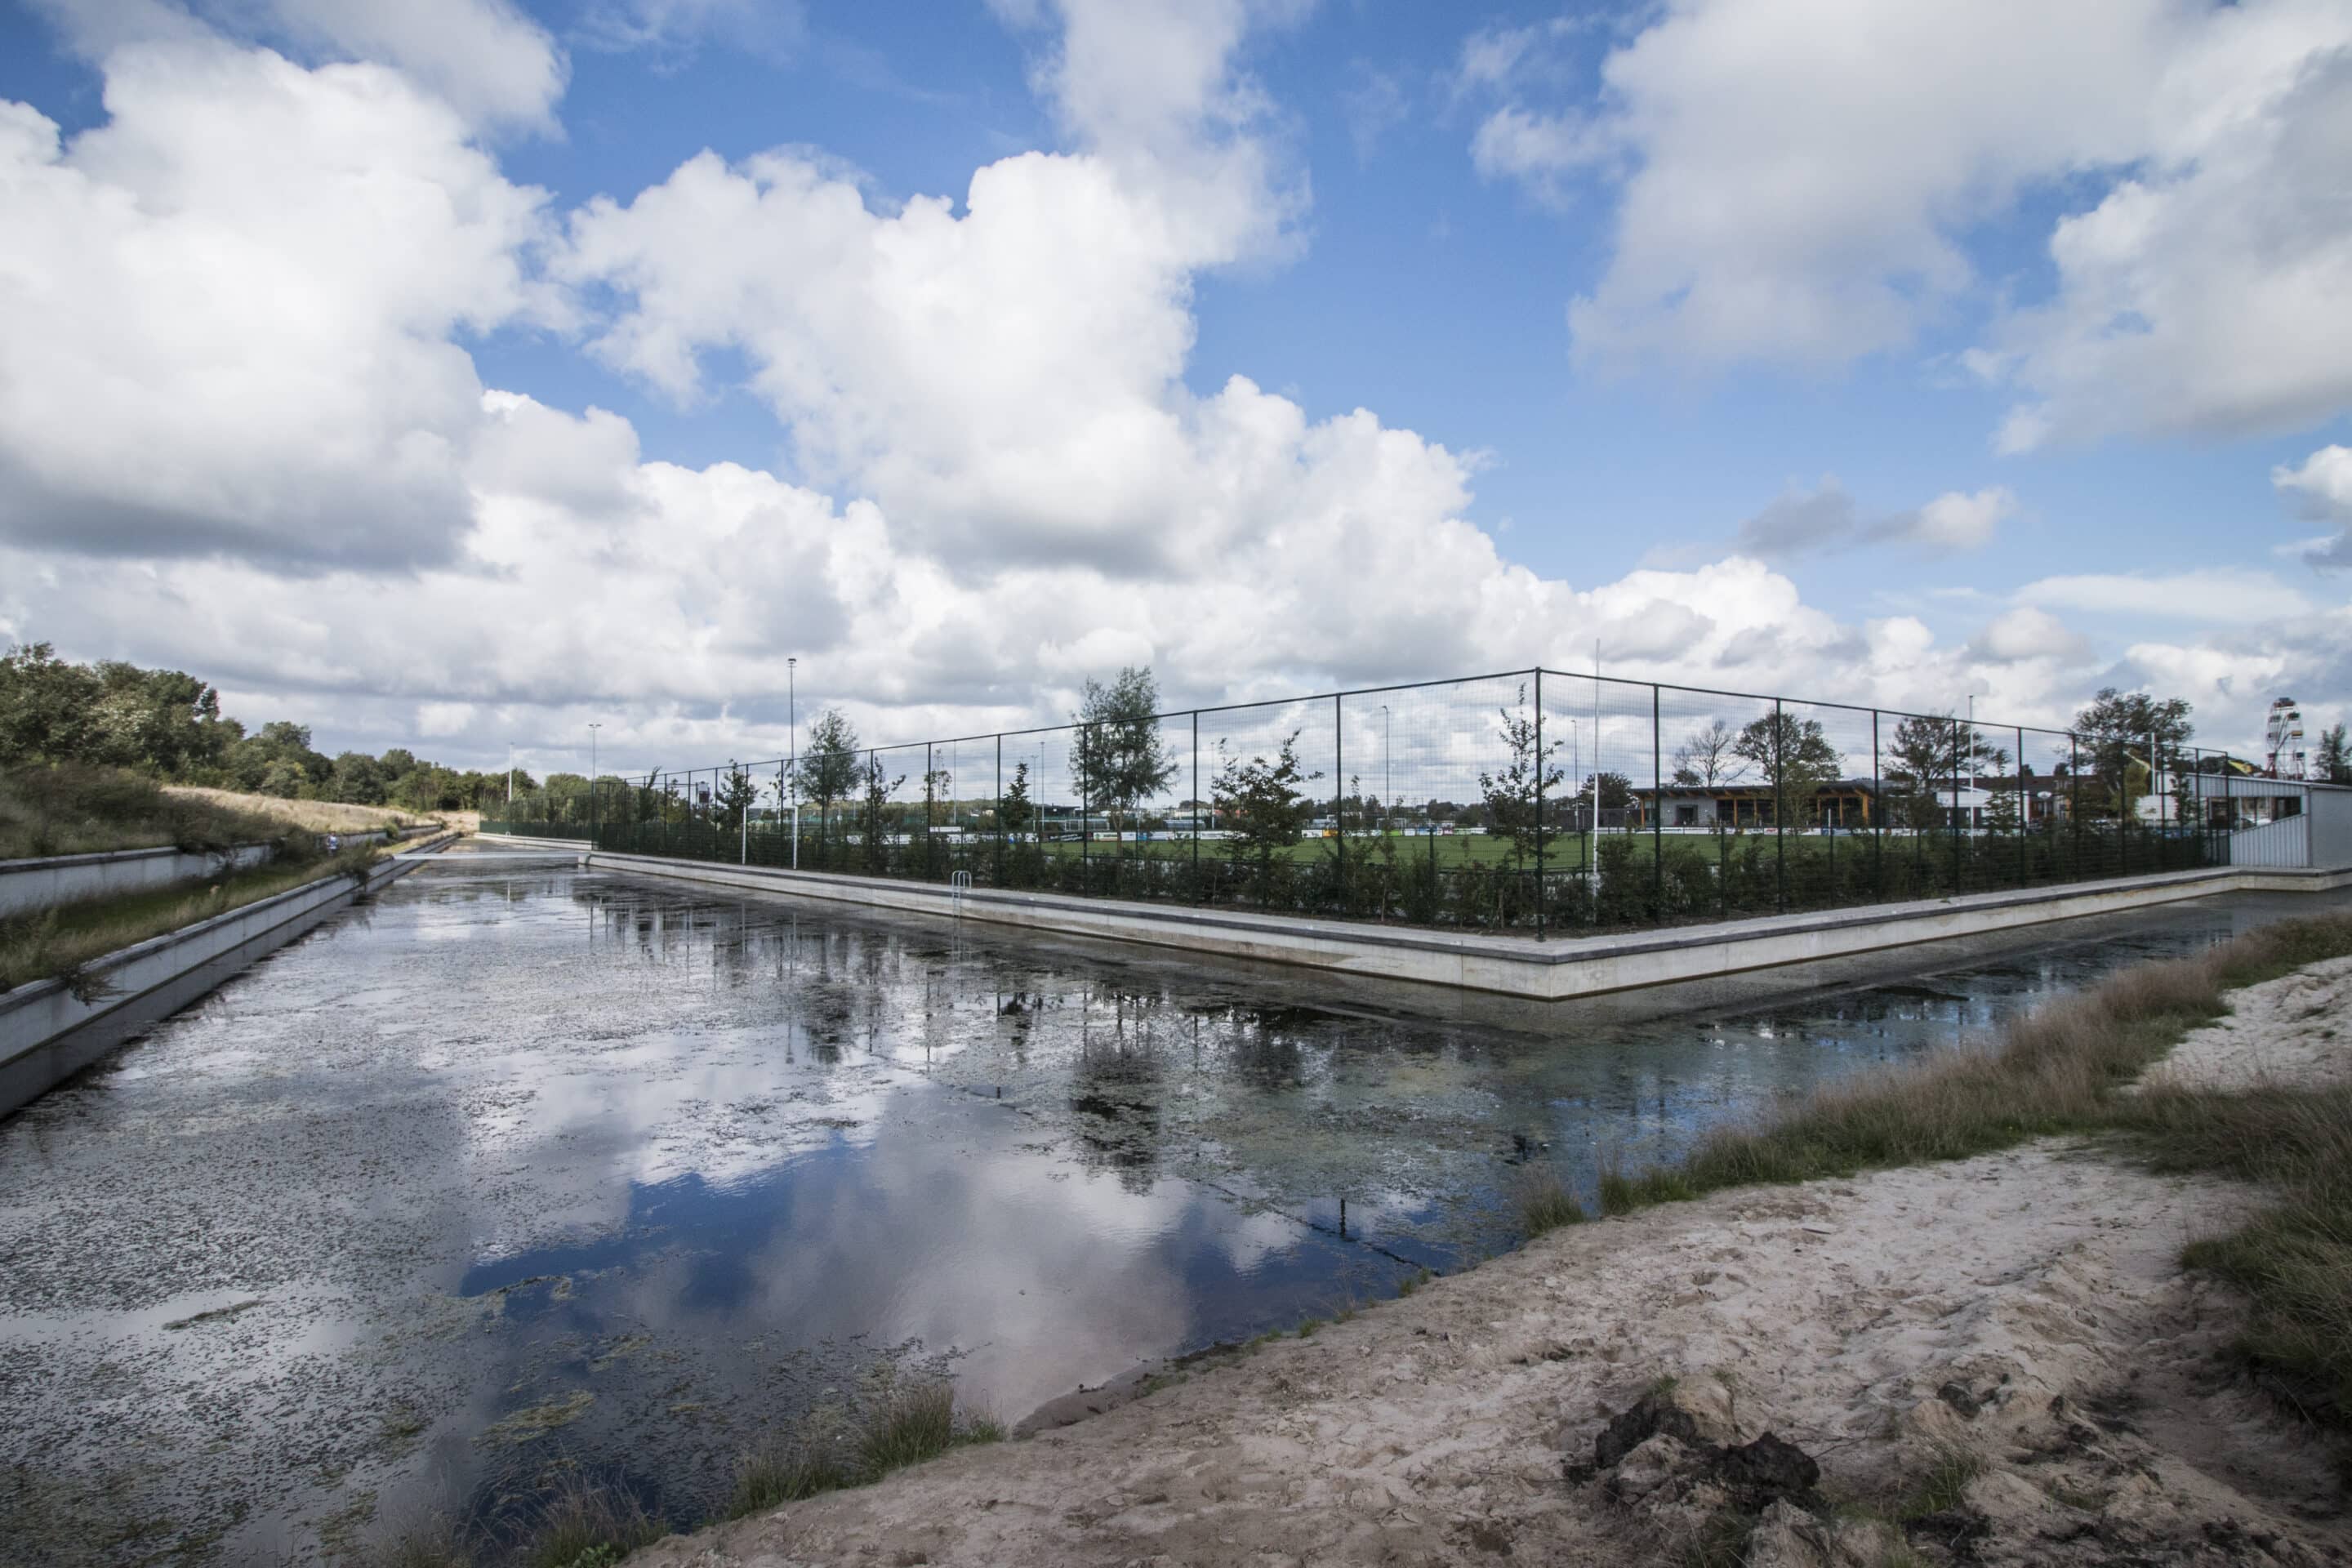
[[2, 842, 2338, 1561]]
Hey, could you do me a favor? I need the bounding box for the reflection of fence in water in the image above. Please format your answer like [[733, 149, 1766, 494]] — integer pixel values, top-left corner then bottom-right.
[[487, 665, 2350, 938]]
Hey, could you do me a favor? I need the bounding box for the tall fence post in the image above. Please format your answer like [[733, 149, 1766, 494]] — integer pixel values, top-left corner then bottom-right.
[[1334, 692, 1344, 915], [995, 733, 1004, 885], [1534, 667, 1547, 940], [1949, 721, 1963, 891], [1871, 710, 1883, 900], [2016, 725, 2028, 887], [2069, 734, 2082, 879], [1080, 726, 1089, 894], [1772, 697, 1785, 913], [2222, 745, 2234, 864], [1651, 683, 1663, 919], [1192, 710, 1201, 902]]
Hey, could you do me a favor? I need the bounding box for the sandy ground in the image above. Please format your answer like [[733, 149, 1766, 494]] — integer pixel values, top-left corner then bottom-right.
[[636, 965, 2352, 1567]]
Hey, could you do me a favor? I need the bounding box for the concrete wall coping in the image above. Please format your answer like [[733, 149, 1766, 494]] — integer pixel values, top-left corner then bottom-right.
[[0, 840, 275, 874]]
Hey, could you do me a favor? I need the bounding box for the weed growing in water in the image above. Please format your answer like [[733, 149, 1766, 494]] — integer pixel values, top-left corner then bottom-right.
[[1515, 1167, 1586, 1236]]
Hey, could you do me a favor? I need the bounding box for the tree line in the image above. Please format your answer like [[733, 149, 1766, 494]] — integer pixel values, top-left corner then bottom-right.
[[1, 642, 531, 813]]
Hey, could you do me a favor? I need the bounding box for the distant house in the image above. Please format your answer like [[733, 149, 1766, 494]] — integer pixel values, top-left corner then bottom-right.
[[1633, 776, 2074, 832], [1632, 778, 1882, 831]]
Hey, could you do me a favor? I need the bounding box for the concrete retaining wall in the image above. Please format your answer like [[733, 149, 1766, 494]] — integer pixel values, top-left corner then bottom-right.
[[584, 849, 2352, 1002], [0, 834, 457, 1118], [0, 823, 438, 920], [0, 842, 276, 920]]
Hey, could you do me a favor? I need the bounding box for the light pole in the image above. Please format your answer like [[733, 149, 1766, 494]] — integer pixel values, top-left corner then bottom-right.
[[506, 741, 514, 806], [788, 657, 798, 784], [1379, 704, 1391, 834], [588, 722, 602, 837]]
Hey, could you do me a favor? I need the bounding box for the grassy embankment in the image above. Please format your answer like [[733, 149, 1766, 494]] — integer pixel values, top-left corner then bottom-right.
[[0, 765, 430, 992], [1, 764, 430, 861], [1519, 909, 2352, 1424]]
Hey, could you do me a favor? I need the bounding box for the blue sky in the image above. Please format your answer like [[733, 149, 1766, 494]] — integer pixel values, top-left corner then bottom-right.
[[1, 0, 2348, 772]]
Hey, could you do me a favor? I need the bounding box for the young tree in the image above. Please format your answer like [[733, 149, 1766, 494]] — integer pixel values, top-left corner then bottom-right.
[[1212, 731, 1321, 889], [1070, 666, 1177, 832], [1000, 760, 1035, 837], [860, 754, 904, 867], [2073, 687, 2194, 819], [717, 760, 758, 832], [1733, 711, 1841, 831], [1670, 718, 1748, 791], [1477, 684, 1566, 865], [2314, 723, 2351, 785], [923, 768, 954, 829], [795, 709, 861, 831]]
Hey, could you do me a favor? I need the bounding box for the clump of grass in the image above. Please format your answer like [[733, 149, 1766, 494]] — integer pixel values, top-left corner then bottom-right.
[[856, 1380, 959, 1477], [518, 1473, 664, 1568], [2118, 1081, 2352, 1422], [1396, 1267, 1432, 1298], [725, 1444, 856, 1520], [728, 1381, 1000, 1520], [1515, 1166, 1586, 1236], [1895, 1446, 1986, 1521], [1295, 1316, 1324, 1338], [1596, 1158, 1638, 1217]]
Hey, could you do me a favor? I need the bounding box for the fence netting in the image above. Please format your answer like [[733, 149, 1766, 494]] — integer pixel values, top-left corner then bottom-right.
[[485, 666, 2273, 939]]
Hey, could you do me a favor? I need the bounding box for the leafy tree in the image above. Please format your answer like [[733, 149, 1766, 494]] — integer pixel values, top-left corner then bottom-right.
[[999, 760, 1035, 837], [331, 751, 389, 805], [1884, 714, 1987, 831], [923, 768, 953, 828], [2314, 723, 2350, 786], [1212, 731, 1321, 889], [795, 709, 861, 829], [0, 641, 100, 765], [1585, 771, 1634, 812], [2073, 687, 2194, 819], [1734, 711, 1841, 830], [717, 761, 758, 831], [1070, 666, 1176, 832], [1477, 684, 1566, 865], [1670, 718, 1748, 792]]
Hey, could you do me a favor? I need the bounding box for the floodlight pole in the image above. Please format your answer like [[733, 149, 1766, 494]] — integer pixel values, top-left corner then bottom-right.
[[506, 742, 514, 805], [1379, 704, 1390, 833], [588, 723, 601, 838]]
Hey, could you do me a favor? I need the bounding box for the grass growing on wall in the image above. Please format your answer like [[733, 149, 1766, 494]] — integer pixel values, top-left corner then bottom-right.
[[0, 841, 385, 992]]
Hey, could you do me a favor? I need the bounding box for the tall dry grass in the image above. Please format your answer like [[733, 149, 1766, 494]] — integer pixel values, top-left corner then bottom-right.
[[0, 765, 306, 861], [160, 786, 433, 835]]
